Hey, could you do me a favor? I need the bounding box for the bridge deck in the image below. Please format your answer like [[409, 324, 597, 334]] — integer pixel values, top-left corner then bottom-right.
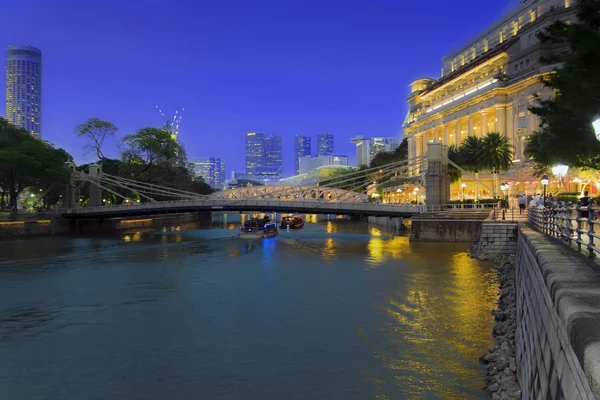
[[60, 199, 423, 219]]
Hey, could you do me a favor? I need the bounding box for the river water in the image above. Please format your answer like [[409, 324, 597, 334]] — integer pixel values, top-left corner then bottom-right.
[[0, 215, 497, 400]]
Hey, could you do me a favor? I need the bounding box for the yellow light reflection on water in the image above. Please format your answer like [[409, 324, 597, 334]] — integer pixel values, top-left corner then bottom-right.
[[305, 214, 317, 223]]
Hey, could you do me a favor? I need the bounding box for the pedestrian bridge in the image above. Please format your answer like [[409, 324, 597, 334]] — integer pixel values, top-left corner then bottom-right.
[[60, 198, 424, 219]]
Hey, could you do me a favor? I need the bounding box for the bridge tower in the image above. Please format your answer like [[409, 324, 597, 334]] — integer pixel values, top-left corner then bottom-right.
[[424, 142, 450, 206], [62, 162, 79, 209], [88, 164, 103, 207]]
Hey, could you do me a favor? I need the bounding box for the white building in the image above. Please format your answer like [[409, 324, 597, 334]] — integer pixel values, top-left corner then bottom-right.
[[351, 136, 400, 167], [5, 45, 42, 137], [298, 155, 348, 175]]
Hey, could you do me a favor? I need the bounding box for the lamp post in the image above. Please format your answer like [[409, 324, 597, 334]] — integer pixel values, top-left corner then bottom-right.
[[541, 175, 549, 206], [414, 187, 420, 204], [461, 183, 467, 203], [593, 116, 600, 140], [552, 164, 569, 189]]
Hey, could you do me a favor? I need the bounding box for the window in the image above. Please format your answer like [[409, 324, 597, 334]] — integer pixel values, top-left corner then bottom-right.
[[525, 59, 530, 66], [514, 64, 519, 72], [520, 61, 524, 68], [528, 34, 533, 46]]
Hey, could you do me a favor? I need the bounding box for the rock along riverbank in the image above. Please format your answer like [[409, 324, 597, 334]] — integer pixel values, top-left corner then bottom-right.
[[478, 254, 522, 399]]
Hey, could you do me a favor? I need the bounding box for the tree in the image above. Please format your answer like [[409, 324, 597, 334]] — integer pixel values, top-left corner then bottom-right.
[[447, 145, 464, 183], [75, 118, 118, 160], [460, 136, 485, 200], [526, 0, 600, 170], [480, 132, 513, 197], [0, 118, 72, 214]]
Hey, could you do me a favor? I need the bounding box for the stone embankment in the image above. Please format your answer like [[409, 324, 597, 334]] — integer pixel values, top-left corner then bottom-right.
[[480, 255, 522, 399]]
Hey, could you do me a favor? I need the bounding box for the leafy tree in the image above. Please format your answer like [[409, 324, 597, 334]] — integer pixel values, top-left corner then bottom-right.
[[75, 118, 118, 160], [447, 145, 464, 183], [460, 136, 485, 200], [526, 0, 600, 170], [480, 132, 513, 197], [0, 118, 72, 214]]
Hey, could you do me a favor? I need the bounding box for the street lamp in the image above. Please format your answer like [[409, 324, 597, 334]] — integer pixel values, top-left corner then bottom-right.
[[541, 174, 549, 206], [593, 116, 600, 140], [461, 182, 467, 203], [552, 164, 568, 189]]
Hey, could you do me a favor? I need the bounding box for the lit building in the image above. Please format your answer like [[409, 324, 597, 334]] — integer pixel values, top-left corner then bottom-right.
[[294, 136, 311, 175], [298, 155, 348, 175], [245, 132, 265, 177], [403, 0, 576, 163], [244, 132, 282, 179], [351, 136, 400, 167], [5, 45, 42, 137], [402, 0, 576, 199], [264, 135, 283, 179], [191, 157, 226, 188], [317, 133, 334, 156]]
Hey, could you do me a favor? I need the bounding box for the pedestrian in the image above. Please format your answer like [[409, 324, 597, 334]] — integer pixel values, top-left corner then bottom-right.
[[517, 194, 526, 214], [580, 190, 591, 220]]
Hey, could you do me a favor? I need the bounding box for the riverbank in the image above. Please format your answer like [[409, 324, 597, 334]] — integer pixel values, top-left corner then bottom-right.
[[480, 255, 522, 399]]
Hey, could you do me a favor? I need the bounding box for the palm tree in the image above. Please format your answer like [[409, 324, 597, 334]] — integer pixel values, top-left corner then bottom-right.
[[460, 136, 485, 200], [480, 133, 513, 198], [447, 145, 464, 183]]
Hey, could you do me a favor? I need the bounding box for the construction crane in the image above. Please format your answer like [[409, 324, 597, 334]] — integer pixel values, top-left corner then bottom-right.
[[155, 105, 184, 141]]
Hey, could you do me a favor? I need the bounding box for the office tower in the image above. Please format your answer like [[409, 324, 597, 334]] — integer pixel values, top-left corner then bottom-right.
[[370, 137, 400, 160], [294, 136, 311, 175], [245, 132, 265, 177], [5, 45, 42, 137], [298, 155, 349, 175], [191, 157, 226, 188], [351, 136, 371, 167], [264, 135, 283, 179], [317, 133, 334, 156]]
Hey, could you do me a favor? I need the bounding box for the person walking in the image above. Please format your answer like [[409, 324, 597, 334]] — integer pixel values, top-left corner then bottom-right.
[[517, 194, 526, 214]]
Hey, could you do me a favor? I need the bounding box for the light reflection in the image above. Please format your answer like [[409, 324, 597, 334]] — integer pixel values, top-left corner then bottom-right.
[[322, 237, 336, 261]]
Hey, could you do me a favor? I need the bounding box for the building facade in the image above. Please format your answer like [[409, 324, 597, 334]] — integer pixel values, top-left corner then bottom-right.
[[351, 136, 400, 167], [403, 0, 576, 166], [264, 135, 283, 178], [370, 137, 400, 160], [294, 135, 312, 175], [5, 45, 42, 137], [298, 154, 348, 175], [245, 132, 265, 177], [317, 133, 334, 156], [244, 132, 282, 180], [191, 157, 226, 188]]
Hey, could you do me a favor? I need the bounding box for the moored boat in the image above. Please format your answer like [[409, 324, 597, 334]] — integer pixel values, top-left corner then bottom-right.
[[240, 217, 279, 239], [280, 215, 304, 229]]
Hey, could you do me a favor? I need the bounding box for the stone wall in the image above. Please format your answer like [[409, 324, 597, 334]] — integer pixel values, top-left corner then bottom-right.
[[367, 216, 407, 232], [0, 219, 69, 239], [516, 226, 600, 399], [410, 219, 483, 242], [474, 222, 518, 259]]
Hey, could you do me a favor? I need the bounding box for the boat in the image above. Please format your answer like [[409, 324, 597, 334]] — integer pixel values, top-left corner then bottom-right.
[[240, 217, 279, 239], [280, 215, 304, 229]]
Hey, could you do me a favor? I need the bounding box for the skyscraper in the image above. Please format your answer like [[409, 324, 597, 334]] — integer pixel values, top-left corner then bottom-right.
[[370, 137, 400, 160], [245, 132, 265, 177], [5, 45, 42, 137], [264, 135, 283, 179], [317, 133, 334, 156], [351, 136, 371, 167], [294, 136, 311, 175], [191, 157, 226, 188]]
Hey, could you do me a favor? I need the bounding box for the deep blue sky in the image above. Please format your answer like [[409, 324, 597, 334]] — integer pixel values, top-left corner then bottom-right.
[[1, 0, 518, 177]]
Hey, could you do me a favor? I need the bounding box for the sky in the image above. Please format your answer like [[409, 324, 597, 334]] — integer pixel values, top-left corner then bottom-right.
[[0, 0, 520, 177]]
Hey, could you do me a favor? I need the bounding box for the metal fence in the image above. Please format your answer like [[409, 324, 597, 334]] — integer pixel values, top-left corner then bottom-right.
[[528, 202, 599, 259]]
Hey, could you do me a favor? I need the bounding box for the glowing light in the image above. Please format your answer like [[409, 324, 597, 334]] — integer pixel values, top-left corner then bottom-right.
[[552, 164, 569, 177]]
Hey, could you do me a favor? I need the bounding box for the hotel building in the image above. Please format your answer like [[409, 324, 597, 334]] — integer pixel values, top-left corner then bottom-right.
[[403, 0, 576, 197]]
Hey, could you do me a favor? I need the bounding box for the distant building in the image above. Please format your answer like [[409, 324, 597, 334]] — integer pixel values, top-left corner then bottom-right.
[[351, 136, 400, 167], [231, 170, 246, 180], [317, 133, 334, 156], [294, 136, 311, 175], [245, 132, 265, 177], [298, 155, 348, 175], [5, 45, 42, 137], [244, 132, 282, 179], [191, 157, 226, 188]]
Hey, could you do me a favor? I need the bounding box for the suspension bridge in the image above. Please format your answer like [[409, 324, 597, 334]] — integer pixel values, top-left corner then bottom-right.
[[59, 143, 492, 220]]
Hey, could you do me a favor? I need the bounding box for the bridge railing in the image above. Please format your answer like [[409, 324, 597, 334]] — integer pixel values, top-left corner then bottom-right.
[[529, 202, 599, 259]]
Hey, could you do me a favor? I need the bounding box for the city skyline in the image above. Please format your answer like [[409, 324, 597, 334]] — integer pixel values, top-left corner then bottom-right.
[[0, 0, 518, 176]]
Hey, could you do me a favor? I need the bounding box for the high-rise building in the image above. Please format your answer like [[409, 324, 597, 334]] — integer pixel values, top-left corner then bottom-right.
[[351, 136, 400, 167], [294, 136, 311, 175], [264, 135, 283, 179], [245, 132, 265, 177], [5, 45, 42, 137], [317, 133, 334, 156], [351, 136, 371, 167], [191, 157, 226, 188], [244, 132, 283, 180], [298, 155, 349, 175]]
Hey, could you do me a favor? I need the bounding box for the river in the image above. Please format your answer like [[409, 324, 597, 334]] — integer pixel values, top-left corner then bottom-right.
[[0, 215, 497, 399]]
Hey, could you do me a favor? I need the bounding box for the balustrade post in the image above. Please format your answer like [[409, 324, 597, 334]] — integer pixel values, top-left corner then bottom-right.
[[588, 203, 596, 258], [576, 201, 582, 252]]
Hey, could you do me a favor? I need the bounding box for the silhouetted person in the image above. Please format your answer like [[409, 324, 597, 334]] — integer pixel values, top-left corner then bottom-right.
[[580, 191, 590, 220]]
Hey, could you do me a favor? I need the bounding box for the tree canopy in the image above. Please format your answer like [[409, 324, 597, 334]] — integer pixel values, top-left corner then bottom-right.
[[526, 0, 600, 170], [0, 118, 72, 213], [75, 118, 118, 160]]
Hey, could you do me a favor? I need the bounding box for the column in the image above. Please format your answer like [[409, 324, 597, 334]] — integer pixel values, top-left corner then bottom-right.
[[407, 137, 414, 160], [454, 121, 460, 146], [416, 134, 423, 156], [506, 104, 515, 157], [443, 125, 448, 146], [496, 106, 506, 137], [467, 115, 473, 137], [423, 133, 428, 154], [481, 111, 488, 136]]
